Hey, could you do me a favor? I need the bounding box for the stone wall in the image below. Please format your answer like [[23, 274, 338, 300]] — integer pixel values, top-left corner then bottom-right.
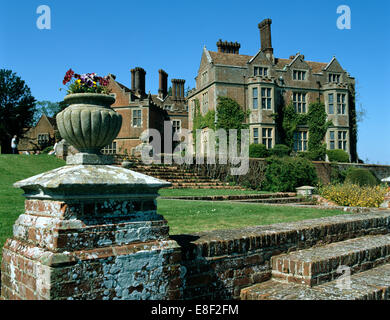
[[180, 158, 390, 187], [172, 211, 390, 299], [2, 208, 390, 300], [313, 161, 390, 184]]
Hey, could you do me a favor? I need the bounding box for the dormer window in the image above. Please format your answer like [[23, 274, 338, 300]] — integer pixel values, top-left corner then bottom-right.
[[328, 73, 341, 83], [293, 70, 306, 81], [254, 67, 268, 77], [164, 105, 172, 111]]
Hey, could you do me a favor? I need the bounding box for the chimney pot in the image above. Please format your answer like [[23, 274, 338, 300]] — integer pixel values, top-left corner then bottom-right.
[[258, 18, 273, 57]]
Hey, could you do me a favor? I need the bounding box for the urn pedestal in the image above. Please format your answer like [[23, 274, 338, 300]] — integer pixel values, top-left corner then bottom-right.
[[1, 94, 182, 300]]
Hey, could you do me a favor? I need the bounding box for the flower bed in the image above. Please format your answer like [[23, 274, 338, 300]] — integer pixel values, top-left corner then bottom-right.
[[319, 183, 387, 208]]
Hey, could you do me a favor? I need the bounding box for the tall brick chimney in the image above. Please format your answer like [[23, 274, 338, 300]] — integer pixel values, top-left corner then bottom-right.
[[158, 69, 168, 99], [258, 19, 273, 58], [171, 79, 185, 101], [216, 40, 241, 54], [131, 67, 146, 96]]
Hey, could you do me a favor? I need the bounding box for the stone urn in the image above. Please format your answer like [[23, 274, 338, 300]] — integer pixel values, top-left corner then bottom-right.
[[56, 93, 122, 164]]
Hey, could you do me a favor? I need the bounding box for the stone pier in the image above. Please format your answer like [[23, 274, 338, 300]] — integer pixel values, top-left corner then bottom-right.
[[1, 164, 182, 300]]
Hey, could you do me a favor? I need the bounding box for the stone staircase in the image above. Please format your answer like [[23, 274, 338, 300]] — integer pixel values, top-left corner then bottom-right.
[[161, 192, 316, 205], [114, 156, 245, 189], [240, 233, 390, 300]]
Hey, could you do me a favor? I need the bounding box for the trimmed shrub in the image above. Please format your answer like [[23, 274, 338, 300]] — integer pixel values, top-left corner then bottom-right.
[[41, 146, 54, 154], [249, 143, 268, 158], [269, 144, 290, 157], [297, 145, 326, 161], [327, 149, 349, 163], [345, 168, 379, 187], [263, 156, 318, 192], [319, 183, 387, 207]]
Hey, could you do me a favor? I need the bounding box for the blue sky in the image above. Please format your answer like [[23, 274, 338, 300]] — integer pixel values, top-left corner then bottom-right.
[[1, 0, 389, 164]]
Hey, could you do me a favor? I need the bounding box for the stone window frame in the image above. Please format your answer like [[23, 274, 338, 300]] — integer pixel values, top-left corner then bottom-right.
[[337, 130, 348, 151], [253, 127, 259, 144], [254, 66, 268, 77], [37, 133, 49, 145], [292, 91, 307, 113], [292, 69, 307, 81], [336, 93, 347, 115], [261, 87, 272, 110], [329, 130, 336, 150], [327, 92, 335, 115], [328, 73, 341, 83], [252, 87, 258, 110], [132, 108, 142, 128], [101, 141, 117, 155], [172, 119, 181, 134], [293, 129, 308, 152], [261, 126, 273, 149]]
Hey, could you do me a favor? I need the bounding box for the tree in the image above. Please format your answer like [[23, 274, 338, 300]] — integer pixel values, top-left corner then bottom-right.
[[0, 69, 36, 153], [34, 100, 68, 125]]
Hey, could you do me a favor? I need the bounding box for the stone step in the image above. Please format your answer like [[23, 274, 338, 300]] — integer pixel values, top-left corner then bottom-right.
[[271, 234, 390, 287], [143, 172, 200, 177], [240, 263, 390, 300], [232, 197, 306, 204], [166, 185, 246, 190], [170, 183, 230, 187], [159, 192, 296, 201], [153, 177, 218, 182], [166, 180, 225, 184]]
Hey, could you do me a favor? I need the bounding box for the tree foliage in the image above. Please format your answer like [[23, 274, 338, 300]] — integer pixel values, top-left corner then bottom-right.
[[34, 100, 68, 125], [215, 96, 249, 142], [307, 101, 332, 161], [0, 69, 36, 153], [279, 100, 332, 161]]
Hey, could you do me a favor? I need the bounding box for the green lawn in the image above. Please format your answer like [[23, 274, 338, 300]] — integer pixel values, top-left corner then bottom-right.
[[0, 155, 347, 260], [157, 199, 347, 235], [0, 155, 66, 260]]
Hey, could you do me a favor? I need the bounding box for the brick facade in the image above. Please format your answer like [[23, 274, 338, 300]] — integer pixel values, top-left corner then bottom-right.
[[18, 114, 58, 153], [107, 70, 188, 156]]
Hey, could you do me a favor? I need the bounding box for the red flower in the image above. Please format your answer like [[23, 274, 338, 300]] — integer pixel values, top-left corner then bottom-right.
[[63, 68, 75, 85]]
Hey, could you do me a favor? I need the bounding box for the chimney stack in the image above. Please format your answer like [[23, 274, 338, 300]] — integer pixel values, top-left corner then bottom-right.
[[131, 67, 146, 96], [216, 40, 241, 54], [158, 69, 168, 99], [171, 79, 185, 101], [258, 19, 273, 58]]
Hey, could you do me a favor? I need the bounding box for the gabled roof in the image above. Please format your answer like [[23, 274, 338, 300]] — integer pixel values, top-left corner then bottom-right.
[[47, 116, 57, 128], [208, 51, 252, 67], [206, 49, 328, 73], [274, 57, 328, 73]]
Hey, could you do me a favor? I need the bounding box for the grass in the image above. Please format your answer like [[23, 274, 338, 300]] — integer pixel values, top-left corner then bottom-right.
[[157, 199, 347, 235], [0, 154, 348, 260], [0, 155, 66, 259]]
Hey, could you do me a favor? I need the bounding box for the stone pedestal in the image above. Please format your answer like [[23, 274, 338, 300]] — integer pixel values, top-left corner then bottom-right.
[[1, 165, 182, 300]]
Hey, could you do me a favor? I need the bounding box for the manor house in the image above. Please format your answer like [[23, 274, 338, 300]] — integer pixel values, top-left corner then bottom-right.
[[106, 69, 188, 156], [187, 18, 357, 161]]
